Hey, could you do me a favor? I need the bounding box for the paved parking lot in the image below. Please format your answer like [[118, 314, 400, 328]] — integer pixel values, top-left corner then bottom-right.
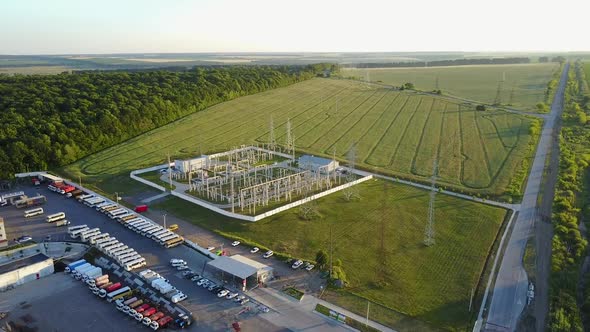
[[1, 186, 285, 331]]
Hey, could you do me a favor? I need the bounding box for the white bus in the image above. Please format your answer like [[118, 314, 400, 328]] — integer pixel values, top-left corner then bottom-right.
[[100, 205, 119, 213], [68, 225, 88, 237], [106, 208, 125, 216], [106, 286, 132, 302], [94, 237, 115, 247], [155, 231, 174, 242], [109, 246, 130, 256], [79, 228, 101, 241], [77, 194, 93, 202], [115, 213, 134, 221], [105, 243, 125, 255], [114, 250, 137, 260], [158, 234, 178, 245], [133, 223, 153, 233], [164, 236, 184, 248], [24, 207, 44, 218], [117, 252, 140, 263], [124, 258, 146, 271], [138, 224, 157, 235], [94, 202, 113, 210], [145, 227, 164, 238], [46, 212, 66, 223], [108, 210, 128, 219], [150, 229, 169, 239], [101, 241, 122, 252], [84, 197, 105, 207], [128, 221, 149, 230], [121, 217, 142, 226], [88, 233, 110, 244], [140, 225, 160, 236], [97, 239, 119, 250]]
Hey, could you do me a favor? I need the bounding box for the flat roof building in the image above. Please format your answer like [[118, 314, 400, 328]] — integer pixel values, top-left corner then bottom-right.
[[0, 253, 54, 291], [206, 254, 273, 291], [298, 155, 339, 173]]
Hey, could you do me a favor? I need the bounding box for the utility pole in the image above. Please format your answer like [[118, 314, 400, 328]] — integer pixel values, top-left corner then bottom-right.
[[424, 159, 438, 246], [78, 175, 82, 187], [329, 225, 333, 279], [366, 301, 370, 326], [162, 213, 167, 229]]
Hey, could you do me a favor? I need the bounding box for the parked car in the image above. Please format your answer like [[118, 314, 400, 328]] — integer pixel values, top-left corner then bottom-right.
[[191, 275, 202, 282], [16, 235, 33, 243], [231, 241, 240, 247], [240, 298, 250, 305], [234, 295, 246, 303], [305, 264, 315, 271], [291, 260, 303, 269], [183, 271, 196, 279], [170, 259, 186, 265], [263, 250, 274, 259], [196, 278, 208, 286], [226, 292, 239, 300], [259, 306, 270, 313], [177, 265, 189, 271], [217, 289, 229, 298], [250, 247, 259, 253]]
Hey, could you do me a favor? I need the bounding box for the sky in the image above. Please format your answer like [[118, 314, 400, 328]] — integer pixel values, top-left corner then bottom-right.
[[0, 0, 587, 54]]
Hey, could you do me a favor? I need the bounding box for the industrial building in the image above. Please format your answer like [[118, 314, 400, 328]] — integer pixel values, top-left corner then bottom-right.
[[0, 217, 6, 248], [0, 253, 54, 291], [298, 155, 339, 173], [174, 156, 208, 173], [206, 254, 273, 291]]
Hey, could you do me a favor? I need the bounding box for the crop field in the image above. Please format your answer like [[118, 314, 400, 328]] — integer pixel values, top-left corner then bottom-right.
[[153, 179, 507, 330], [65, 78, 537, 197], [341, 63, 559, 110]]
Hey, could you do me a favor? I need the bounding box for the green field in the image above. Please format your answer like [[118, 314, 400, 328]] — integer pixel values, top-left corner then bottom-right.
[[342, 63, 559, 110], [64, 78, 537, 198], [153, 179, 507, 330]]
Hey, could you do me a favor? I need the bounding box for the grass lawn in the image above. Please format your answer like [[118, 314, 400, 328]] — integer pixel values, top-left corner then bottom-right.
[[152, 179, 507, 330], [341, 63, 560, 110], [63, 78, 537, 199]]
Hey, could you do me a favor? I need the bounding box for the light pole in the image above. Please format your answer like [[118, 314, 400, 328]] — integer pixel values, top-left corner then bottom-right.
[[162, 213, 167, 229], [115, 192, 123, 202]]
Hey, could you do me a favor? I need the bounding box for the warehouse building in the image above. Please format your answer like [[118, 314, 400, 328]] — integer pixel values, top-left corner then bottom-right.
[[206, 254, 273, 291], [0, 253, 54, 291], [298, 155, 339, 174], [174, 156, 208, 173]]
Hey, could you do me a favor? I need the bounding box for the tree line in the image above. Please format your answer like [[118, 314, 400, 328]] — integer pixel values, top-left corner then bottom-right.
[[342, 57, 531, 68], [0, 64, 337, 178], [548, 61, 590, 331]]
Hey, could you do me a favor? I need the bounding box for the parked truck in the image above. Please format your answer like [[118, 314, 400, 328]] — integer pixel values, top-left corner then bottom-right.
[[82, 267, 103, 282], [98, 282, 121, 297], [74, 264, 95, 280], [88, 274, 109, 287], [64, 259, 86, 273], [70, 262, 91, 276], [66, 189, 83, 198], [136, 307, 157, 321], [151, 316, 173, 330], [127, 300, 145, 315], [143, 312, 164, 326]]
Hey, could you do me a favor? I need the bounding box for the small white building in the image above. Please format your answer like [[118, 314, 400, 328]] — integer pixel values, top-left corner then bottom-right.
[[174, 156, 208, 173], [298, 155, 339, 174], [206, 254, 273, 291], [0, 217, 6, 248], [0, 253, 54, 291]]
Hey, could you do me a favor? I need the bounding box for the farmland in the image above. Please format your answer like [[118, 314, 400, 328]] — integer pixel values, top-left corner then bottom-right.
[[64, 78, 538, 198], [341, 63, 560, 110], [152, 179, 508, 330]]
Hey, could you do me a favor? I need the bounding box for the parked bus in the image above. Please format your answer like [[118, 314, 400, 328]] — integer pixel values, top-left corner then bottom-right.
[[101, 242, 122, 253], [109, 210, 128, 219], [46, 212, 66, 223], [105, 243, 126, 256], [117, 253, 140, 264], [97, 239, 119, 250], [139, 225, 159, 236], [79, 228, 100, 241], [77, 194, 93, 202], [85, 197, 105, 207], [128, 221, 148, 230], [100, 205, 119, 213], [155, 232, 174, 242], [150, 229, 169, 239], [114, 250, 137, 260], [69, 227, 90, 239], [106, 286, 132, 303], [110, 246, 130, 256], [68, 225, 88, 237], [94, 202, 113, 210], [88, 233, 110, 244], [164, 236, 184, 248], [118, 214, 138, 222], [145, 227, 164, 238], [121, 217, 142, 226], [24, 207, 44, 218], [124, 258, 146, 271], [158, 234, 178, 245], [94, 237, 115, 247]]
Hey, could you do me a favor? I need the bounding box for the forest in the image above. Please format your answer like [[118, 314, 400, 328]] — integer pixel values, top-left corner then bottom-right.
[[342, 57, 533, 68], [0, 64, 335, 178]]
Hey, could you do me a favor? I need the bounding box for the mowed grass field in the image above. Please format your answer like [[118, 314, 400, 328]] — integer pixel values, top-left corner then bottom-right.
[[342, 63, 559, 110], [64, 78, 537, 197], [153, 179, 507, 330]]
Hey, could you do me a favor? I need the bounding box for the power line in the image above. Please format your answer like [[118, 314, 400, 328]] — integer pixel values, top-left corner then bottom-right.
[[424, 159, 438, 246]]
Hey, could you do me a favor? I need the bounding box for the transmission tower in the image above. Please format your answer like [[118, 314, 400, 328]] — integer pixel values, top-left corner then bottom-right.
[[508, 87, 515, 106], [285, 118, 295, 159], [269, 116, 275, 151], [435, 76, 440, 91], [493, 81, 504, 105], [424, 159, 438, 246], [343, 143, 360, 201]]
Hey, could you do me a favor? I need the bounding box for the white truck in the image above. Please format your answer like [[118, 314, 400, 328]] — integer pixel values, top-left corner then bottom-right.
[[82, 266, 103, 282]]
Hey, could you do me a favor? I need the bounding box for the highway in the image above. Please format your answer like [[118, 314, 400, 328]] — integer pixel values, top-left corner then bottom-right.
[[484, 63, 569, 331]]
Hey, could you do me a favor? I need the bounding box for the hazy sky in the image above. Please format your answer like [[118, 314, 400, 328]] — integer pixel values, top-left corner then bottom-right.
[[0, 0, 586, 54]]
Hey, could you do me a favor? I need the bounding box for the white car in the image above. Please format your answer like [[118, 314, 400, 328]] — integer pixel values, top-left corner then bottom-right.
[[291, 260, 303, 269], [172, 293, 188, 303], [305, 264, 315, 271], [234, 295, 246, 302], [259, 306, 270, 313], [206, 246, 215, 251], [250, 247, 259, 253], [263, 250, 274, 259], [177, 265, 189, 271], [226, 292, 239, 300], [170, 259, 186, 265], [231, 241, 240, 247], [196, 278, 208, 286], [217, 289, 229, 298]]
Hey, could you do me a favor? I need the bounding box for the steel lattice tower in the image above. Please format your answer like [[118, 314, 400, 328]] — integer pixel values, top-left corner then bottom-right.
[[285, 118, 295, 159], [424, 159, 438, 246], [269, 116, 275, 151]]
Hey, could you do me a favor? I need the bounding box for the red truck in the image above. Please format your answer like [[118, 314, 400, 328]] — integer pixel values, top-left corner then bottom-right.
[[105, 282, 122, 293], [61, 185, 76, 194], [156, 316, 173, 328], [136, 304, 151, 314], [135, 205, 148, 213], [142, 308, 157, 317]]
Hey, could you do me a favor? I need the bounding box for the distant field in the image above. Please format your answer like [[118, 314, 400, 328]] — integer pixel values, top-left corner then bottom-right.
[[342, 63, 559, 110], [0, 66, 71, 75], [64, 78, 537, 197], [154, 179, 507, 330]]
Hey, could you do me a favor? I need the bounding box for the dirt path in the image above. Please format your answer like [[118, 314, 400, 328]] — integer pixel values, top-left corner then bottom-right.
[[533, 105, 561, 330]]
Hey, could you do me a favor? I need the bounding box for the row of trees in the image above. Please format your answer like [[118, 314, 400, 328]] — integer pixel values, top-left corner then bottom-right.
[[0, 64, 337, 178], [344, 57, 531, 69], [548, 61, 590, 331]]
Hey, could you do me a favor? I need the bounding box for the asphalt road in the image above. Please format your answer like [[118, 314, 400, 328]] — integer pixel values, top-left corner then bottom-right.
[[484, 63, 570, 331]]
